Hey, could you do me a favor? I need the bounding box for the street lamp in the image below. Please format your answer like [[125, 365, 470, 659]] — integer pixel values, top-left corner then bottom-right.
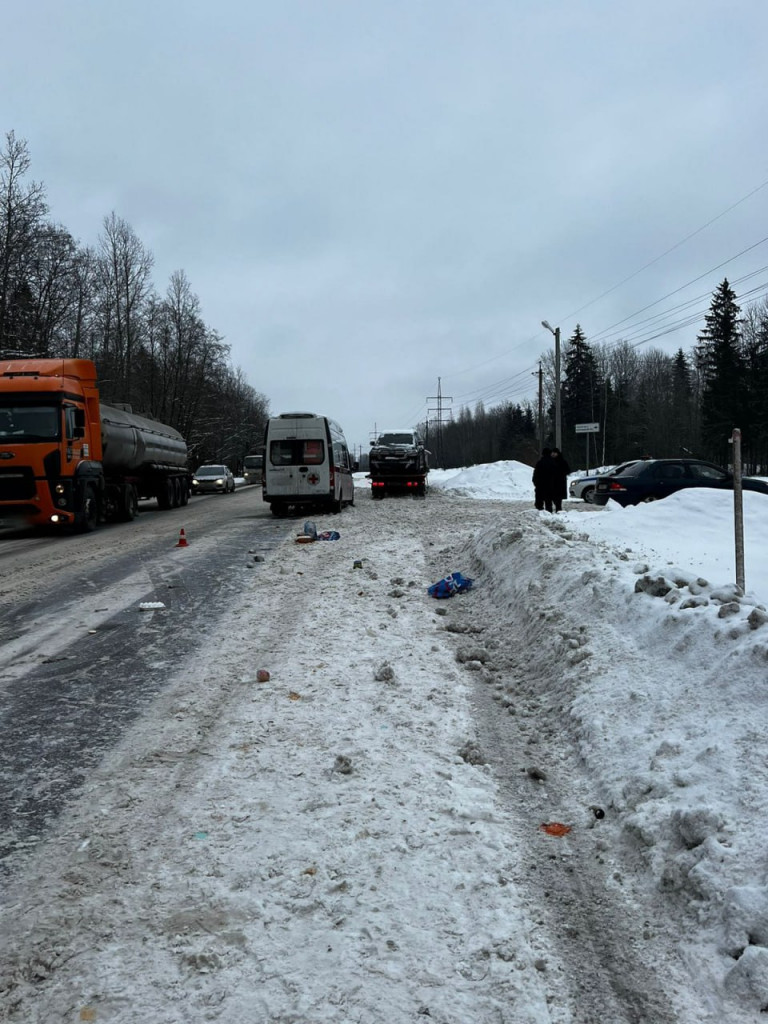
[[541, 320, 562, 450]]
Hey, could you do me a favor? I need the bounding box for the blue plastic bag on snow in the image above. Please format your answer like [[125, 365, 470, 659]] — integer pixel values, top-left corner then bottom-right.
[[427, 572, 474, 599]]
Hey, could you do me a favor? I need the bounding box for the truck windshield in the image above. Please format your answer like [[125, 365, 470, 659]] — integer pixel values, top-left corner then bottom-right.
[[244, 456, 263, 469], [0, 404, 60, 441]]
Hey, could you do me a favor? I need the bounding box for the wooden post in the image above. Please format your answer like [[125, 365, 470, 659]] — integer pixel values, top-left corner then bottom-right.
[[732, 428, 745, 592]]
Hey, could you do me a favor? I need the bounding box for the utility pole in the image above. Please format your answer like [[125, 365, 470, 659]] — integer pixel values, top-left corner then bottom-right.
[[541, 321, 562, 450], [427, 377, 453, 469]]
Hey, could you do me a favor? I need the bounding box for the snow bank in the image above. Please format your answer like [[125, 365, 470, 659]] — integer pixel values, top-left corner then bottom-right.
[[461, 504, 768, 1016]]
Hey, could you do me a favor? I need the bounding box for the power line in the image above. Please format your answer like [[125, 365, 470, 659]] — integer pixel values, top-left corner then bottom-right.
[[586, 235, 768, 342], [414, 184, 768, 424], [446, 176, 768, 387], [585, 263, 768, 355], [559, 176, 768, 324], [452, 363, 538, 405], [442, 267, 768, 419]]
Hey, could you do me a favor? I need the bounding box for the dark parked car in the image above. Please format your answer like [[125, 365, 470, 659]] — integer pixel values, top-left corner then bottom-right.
[[191, 464, 236, 494], [569, 460, 643, 503], [592, 459, 768, 507]]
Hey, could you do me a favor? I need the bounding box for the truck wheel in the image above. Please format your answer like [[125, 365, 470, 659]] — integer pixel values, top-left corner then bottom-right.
[[78, 486, 100, 532], [179, 479, 189, 506], [270, 502, 286, 517], [157, 478, 174, 510], [121, 484, 139, 521]]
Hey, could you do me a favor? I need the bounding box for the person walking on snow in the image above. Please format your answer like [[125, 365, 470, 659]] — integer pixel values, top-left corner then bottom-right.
[[532, 447, 554, 511], [549, 447, 571, 512]]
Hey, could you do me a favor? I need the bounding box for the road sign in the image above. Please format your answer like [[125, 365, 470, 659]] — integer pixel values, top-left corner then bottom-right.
[[575, 422, 600, 433]]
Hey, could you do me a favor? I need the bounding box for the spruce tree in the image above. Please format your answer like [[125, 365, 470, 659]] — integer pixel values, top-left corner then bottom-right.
[[670, 349, 697, 456], [740, 302, 768, 472], [755, 310, 768, 470], [561, 324, 601, 464], [696, 279, 744, 465]]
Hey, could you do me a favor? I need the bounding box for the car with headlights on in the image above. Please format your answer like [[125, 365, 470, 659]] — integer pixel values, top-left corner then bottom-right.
[[191, 464, 236, 494], [569, 460, 643, 503], [592, 458, 768, 507]]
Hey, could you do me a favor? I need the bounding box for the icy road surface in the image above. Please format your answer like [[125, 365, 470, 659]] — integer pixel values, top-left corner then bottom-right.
[[0, 480, 762, 1022]]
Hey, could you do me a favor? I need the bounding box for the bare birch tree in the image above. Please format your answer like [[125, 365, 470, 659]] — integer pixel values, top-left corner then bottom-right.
[[0, 131, 47, 353], [96, 212, 154, 402]]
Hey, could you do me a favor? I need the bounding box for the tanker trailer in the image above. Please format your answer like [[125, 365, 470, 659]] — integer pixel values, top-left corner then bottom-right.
[[0, 358, 191, 531], [99, 403, 190, 516]]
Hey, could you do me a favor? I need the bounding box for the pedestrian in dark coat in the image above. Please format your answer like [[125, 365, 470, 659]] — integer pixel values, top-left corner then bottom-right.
[[532, 447, 554, 511], [549, 447, 571, 512]]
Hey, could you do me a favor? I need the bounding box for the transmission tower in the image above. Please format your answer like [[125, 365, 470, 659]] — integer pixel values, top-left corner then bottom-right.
[[426, 377, 453, 469]]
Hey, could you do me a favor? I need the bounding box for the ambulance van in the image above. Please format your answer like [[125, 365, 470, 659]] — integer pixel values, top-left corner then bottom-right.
[[262, 412, 356, 516]]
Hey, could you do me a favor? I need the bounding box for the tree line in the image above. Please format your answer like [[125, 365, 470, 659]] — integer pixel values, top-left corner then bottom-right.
[[0, 131, 268, 469], [425, 279, 768, 474]]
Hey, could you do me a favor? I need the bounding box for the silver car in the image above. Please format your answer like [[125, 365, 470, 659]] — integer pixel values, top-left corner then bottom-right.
[[569, 460, 642, 503], [191, 464, 236, 494]]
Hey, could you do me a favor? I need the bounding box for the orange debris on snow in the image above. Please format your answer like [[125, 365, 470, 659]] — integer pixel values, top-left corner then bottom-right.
[[540, 822, 572, 837]]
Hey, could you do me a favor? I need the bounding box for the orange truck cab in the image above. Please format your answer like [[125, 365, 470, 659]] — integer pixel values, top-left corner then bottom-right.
[[0, 358, 189, 531]]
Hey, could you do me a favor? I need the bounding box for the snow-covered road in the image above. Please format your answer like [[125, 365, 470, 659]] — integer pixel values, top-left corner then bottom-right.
[[1, 476, 767, 1022]]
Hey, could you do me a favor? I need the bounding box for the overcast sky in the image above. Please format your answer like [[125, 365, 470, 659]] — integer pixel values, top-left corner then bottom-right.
[[4, 1, 768, 451]]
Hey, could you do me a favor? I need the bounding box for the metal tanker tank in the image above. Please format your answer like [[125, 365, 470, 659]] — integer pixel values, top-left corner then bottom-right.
[[100, 403, 188, 474]]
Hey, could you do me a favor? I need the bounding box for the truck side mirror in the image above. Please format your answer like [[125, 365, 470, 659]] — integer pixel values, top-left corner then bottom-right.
[[74, 409, 86, 438]]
